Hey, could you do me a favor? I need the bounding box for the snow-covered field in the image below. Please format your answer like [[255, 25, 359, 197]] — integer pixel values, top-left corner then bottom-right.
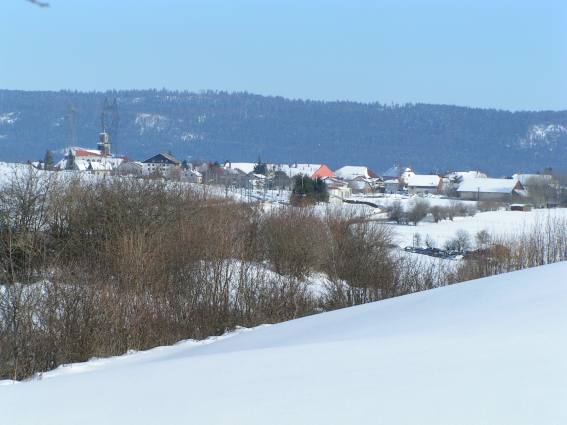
[[348, 192, 478, 210], [390, 208, 567, 248], [2, 262, 566, 425]]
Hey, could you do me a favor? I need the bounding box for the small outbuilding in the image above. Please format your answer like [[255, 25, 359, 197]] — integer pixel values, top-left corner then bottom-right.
[[510, 204, 532, 212]]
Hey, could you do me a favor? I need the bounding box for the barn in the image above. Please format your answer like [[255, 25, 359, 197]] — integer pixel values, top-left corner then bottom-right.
[[457, 178, 526, 201]]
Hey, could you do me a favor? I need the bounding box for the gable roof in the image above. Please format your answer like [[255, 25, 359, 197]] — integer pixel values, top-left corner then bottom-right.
[[407, 174, 441, 187], [275, 163, 330, 179], [143, 153, 181, 165], [225, 162, 257, 174], [70, 148, 103, 157], [446, 171, 488, 181], [457, 178, 521, 194], [335, 166, 378, 180]]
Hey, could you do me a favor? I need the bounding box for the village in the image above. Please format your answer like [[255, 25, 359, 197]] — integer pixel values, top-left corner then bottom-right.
[[32, 130, 565, 212]]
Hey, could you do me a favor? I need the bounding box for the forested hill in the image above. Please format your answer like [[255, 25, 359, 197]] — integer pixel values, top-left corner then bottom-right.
[[1, 89, 566, 174]]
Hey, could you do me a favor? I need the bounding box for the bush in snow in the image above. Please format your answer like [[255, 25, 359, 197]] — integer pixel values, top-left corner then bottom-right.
[[406, 199, 430, 225], [444, 230, 472, 253]]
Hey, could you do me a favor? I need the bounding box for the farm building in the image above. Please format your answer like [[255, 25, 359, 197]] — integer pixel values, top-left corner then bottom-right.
[[457, 178, 526, 201]]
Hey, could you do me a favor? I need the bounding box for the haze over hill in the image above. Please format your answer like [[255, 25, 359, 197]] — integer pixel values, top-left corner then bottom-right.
[[1, 89, 566, 175]]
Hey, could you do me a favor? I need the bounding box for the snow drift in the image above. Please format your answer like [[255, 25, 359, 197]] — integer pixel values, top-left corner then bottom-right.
[[2, 262, 567, 424]]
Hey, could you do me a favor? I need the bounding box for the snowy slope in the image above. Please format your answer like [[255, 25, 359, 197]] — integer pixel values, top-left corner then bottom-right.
[[2, 263, 567, 424]]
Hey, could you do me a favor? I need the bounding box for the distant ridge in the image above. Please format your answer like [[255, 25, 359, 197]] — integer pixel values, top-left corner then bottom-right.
[[1, 89, 566, 174]]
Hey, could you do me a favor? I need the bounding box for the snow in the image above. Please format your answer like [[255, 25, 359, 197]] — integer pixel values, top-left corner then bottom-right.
[[274, 163, 324, 178], [445, 170, 487, 180], [390, 208, 567, 248], [520, 123, 567, 150], [0, 112, 18, 125], [135, 113, 168, 135], [334, 165, 375, 180], [407, 174, 441, 187], [225, 162, 256, 174], [2, 262, 567, 424], [457, 177, 518, 193]]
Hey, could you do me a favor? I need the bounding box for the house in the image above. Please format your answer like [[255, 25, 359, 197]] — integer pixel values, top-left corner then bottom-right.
[[275, 163, 335, 180], [323, 177, 352, 202], [117, 161, 144, 176], [457, 178, 526, 201], [334, 166, 378, 180], [384, 179, 400, 194], [407, 174, 442, 195], [183, 169, 203, 184], [142, 153, 181, 177]]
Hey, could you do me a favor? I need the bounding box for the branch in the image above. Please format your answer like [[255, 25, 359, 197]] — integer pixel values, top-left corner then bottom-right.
[[26, 0, 50, 7]]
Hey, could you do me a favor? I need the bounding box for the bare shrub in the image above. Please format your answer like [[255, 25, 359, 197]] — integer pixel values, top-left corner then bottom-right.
[[407, 199, 429, 225], [260, 208, 327, 278], [387, 201, 405, 224], [444, 230, 472, 252], [477, 200, 503, 212]]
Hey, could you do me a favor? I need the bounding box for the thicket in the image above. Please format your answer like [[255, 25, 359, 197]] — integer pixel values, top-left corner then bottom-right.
[[0, 169, 436, 380], [2, 169, 565, 381], [449, 217, 567, 283]]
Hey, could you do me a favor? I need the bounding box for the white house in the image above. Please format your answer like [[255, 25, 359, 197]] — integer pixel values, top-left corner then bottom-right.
[[457, 178, 526, 201], [384, 179, 400, 194], [407, 174, 442, 195], [334, 165, 378, 180], [323, 177, 352, 202], [274, 163, 335, 180], [142, 153, 182, 176]]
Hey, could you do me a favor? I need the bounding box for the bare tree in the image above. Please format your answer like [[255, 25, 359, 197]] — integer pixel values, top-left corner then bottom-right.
[[26, 0, 50, 7]]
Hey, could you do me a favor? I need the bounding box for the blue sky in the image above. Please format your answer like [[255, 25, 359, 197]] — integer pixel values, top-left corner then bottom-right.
[[1, 0, 565, 110]]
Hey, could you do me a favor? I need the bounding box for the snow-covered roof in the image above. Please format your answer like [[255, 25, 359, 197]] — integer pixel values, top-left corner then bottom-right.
[[335, 166, 377, 180], [226, 162, 257, 174], [69, 147, 104, 158], [407, 174, 441, 188], [457, 178, 519, 193], [275, 163, 323, 178], [446, 171, 487, 181]]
